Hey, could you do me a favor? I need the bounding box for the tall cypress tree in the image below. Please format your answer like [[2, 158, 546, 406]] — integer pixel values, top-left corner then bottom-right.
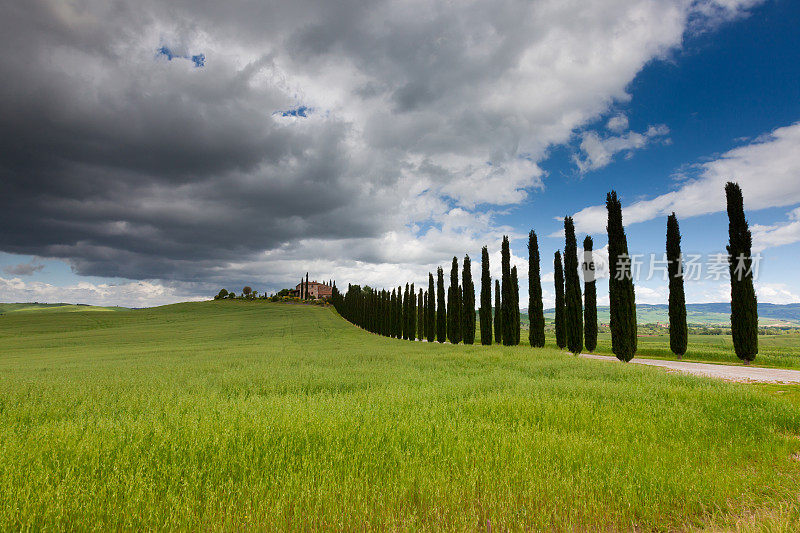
[[725, 182, 758, 363], [494, 279, 502, 344], [436, 267, 446, 343], [554, 251, 566, 349], [563, 217, 583, 355], [528, 231, 545, 347], [606, 191, 637, 362], [666, 213, 688, 358], [583, 236, 598, 352], [404, 284, 409, 340], [427, 273, 436, 342], [448, 257, 461, 344], [390, 289, 397, 338], [479, 247, 493, 345], [462, 255, 476, 344], [500, 236, 514, 346], [418, 289, 424, 340], [409, 283, 416, 341], [511, 265, 520, 345], [397, 286, 404, 339]]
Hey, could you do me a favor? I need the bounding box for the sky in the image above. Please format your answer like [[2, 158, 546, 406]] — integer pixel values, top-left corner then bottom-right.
[[1, 0, 799, 308]]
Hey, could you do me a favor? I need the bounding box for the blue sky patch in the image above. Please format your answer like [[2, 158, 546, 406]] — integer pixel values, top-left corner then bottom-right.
[[156, 46, 205, 68], [280, 106, 310, 118]]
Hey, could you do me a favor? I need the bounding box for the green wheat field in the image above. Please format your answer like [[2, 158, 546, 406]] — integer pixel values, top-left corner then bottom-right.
[[2, 301, 800, 530]]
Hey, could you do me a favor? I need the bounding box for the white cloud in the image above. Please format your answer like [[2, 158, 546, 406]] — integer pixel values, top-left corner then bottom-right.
[[751, 207, 800, 252], [573, 124, 670, 173], [606, 113, 629, 133], [0, 277, 206, 308], [755, 282, 800, 305], [571, 122, 800, 237]]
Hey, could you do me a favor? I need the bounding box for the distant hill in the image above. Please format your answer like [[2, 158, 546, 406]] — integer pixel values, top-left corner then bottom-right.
[[0, 303, 130, 315], [536, 302, 800, 326]]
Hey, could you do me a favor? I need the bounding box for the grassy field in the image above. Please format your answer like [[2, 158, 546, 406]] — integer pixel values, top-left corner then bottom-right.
[[0, 302, 130, 314], [2, 301, 800, 530], [591, 330, 800, 369]]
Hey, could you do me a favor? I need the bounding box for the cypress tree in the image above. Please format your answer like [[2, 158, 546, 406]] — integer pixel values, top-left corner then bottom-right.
[[456, 285, 463, 343], [390, 289, 397, 338], [306, 273, 310, 300], [528, 231, 545, 347], [494, 279, 502, 344], [409, 283, 416, 341], [436, 267, 446, 343], [462, 255, 476, 344], [583, 236, 598, 352], [448, 257, 461, 344], [396, 286, 402, 338], [479, 246, 493, 345], [606, 191, 637, 362], [418, 289, 424, 340], [403, 284, 410, 340], [563, 217, 583, 355], [554, 251, 566, 349], [725, 182, 758, 363], [427, 273, 436, 342], [300, 277, 304, 299], [500, 236, 514, 346], [511, 265, 520, 345], [666, 213, 687, 358]]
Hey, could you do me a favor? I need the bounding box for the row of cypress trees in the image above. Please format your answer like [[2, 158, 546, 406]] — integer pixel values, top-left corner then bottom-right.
[[552, 193, 632, 360], [331, 256, 482, 344], [664, 182, 757, 363], [333, 183, 757, 362]]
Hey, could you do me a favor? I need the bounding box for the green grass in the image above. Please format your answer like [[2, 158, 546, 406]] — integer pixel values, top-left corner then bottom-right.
[[0, 302, 130, 314], [590, 331, 800, 369], [2, 301, 800, 530]]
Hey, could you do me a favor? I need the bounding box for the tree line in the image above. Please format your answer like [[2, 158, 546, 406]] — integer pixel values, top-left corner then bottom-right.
[[315, 183, 760, 363]]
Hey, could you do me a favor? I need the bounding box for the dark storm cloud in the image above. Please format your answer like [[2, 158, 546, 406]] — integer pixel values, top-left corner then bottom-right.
[[0, 0, 399, 282], [0, 0, 758, 289], [3, 262, 45, 276]]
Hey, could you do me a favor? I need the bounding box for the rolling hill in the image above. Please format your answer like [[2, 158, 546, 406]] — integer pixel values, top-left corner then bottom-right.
[[539, 302, 800, 326], [0, 302, 130, 315]]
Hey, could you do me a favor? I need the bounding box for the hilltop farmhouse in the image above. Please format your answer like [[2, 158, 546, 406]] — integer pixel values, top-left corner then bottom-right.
[[292, 281, 333, 299]]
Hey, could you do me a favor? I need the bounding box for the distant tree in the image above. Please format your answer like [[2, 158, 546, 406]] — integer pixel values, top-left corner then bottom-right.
[[396, 286, 403, 338], [427, 273, 436, 342], [409, 283, 416, 341], [479, 246, 493, 345], [494, 279, 502, 344], [403, 283, 410, 340], [276, 288, 291, 297], [554, 251, 566, 349], [461, 255, 476, 344], [726, 182, 758, 363], [666, 213, 687, 358], [500, 236, 514, 346], [511, 265, 520, 345], [215, 288, 228, 300], [299, 278, 304, 299], [563, 217, 583, 355], [436, 267, 446, 343], [228, 292, 236, 299], [305, 273, 310, 300], [583, 236, 598, 352], [448, 257, 461, 344], [607, 191, 637, 362], [528, 231, 545, 347], [390, 289, 397, 338], [242, 286, 253, 298], [417, 289, 424, 340]]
